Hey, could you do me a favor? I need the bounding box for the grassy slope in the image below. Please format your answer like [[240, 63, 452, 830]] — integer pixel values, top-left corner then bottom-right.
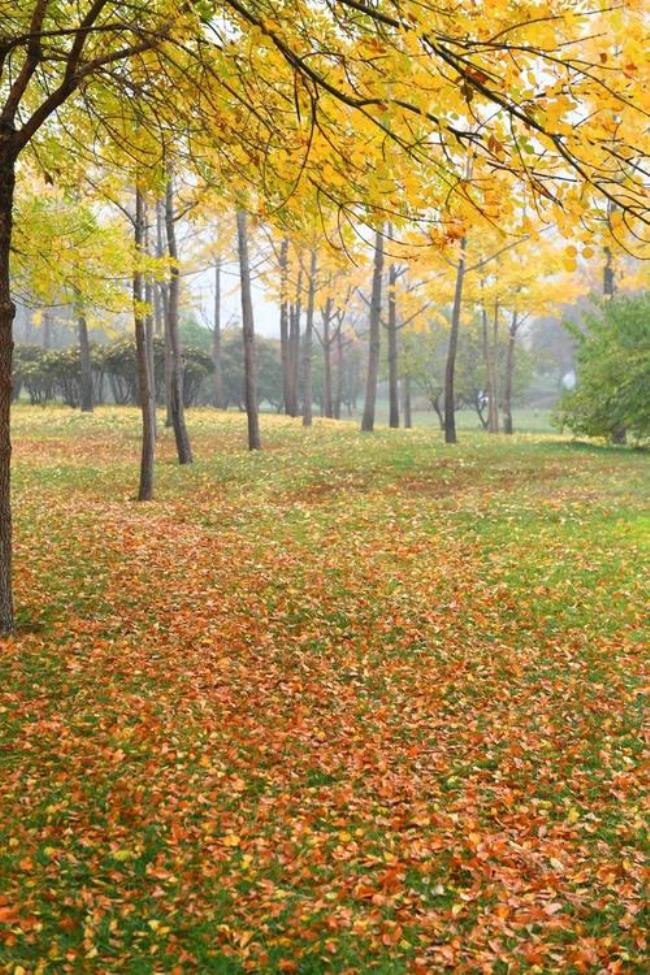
[[1, 406, 648, 974]]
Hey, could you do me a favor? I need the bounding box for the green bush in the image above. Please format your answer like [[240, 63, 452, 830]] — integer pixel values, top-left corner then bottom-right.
[[554, 294, 650, 445]]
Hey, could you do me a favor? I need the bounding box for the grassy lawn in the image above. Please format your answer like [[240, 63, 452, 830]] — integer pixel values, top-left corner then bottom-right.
[[1, 406, 648, 974]]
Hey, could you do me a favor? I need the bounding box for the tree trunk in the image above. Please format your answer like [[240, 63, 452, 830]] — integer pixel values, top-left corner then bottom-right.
[[322, 299, 333, 418], [42, 309, 51, 349], [444, 240, 466, 444], [287, 271, 302, 416], [402, 374, 412, 429], [301, 249, 317, 427], [503, 311, 517, 435], [164, 174, 192, 464], [481, 300, 499, 434], [212, 257, 225, 408], [0, 149, 16, 634], [144, 208, 157, 438], [432, 392, 444, 430], [603, 245, 615, 297], [361, 227, 384, 433], [157, 199, 172, 424], [387, 261, 399, 428], [134, 188, 155, 500], [236, 210, 261, 450], [334, 325, 343, 419], [77, 307, 93, 412], [278, 238, 291, 413]]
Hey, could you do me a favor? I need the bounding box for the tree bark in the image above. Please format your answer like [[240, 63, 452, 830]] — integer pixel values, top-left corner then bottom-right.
[[502, 311, 517, 435], [402, 374, 412, 429], [212, 257, 225, 408], [481, 300, 499, 434], [287, 270, 302, 416], [77, 307, 93, 412], [278, 238, 291, 413], [144, 206, 157, 438], [0, 147, 16, 634], [322, 298, 333, 418], [134, 188, 155, 501], [42, 309, 51, 349], [334, 325, 343, 419], [361, 227, 384, 433], [387, 261, 399, 428], [301, 249, 317, 427], [164, 174, 192, 464], [236, 210, 261, 450], [444, 240, 466, 444]]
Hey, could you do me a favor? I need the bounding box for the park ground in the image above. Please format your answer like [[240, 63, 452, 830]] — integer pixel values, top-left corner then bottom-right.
[[1, 406, 648, 974]]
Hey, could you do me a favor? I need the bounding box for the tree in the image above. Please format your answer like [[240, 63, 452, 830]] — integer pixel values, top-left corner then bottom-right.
[[361, 229, 384, 433], [301, 250, 317, 427], [554, 295, 650, 446], [236, 210, 261, 450], [164, 173, 193, 464], [134, 186, 155, 500]]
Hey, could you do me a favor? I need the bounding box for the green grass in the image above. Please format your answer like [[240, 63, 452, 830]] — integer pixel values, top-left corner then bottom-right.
[[0, 405, 648, 974]]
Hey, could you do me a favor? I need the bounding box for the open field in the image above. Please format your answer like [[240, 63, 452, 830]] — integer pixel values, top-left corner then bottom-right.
[[1, 406, 648, 974]]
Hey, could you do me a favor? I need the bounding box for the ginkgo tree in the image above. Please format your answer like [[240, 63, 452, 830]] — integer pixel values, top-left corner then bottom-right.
[[12, 177, 133, 412]]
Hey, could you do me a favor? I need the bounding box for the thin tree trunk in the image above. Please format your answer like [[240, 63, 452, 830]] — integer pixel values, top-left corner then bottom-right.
[[278, 238, 290, 413], [387, 261, 399, 428], [301, 249, 317, 427], [334, 325, 343, 419], [212, 257, 225, 408], [444, 239, 466, 444], [236, 210, 261, 450], [602, 242, 626, 443], [480, 299, 499, 434], [603, 245, 615, 297], [134, 188, 155, 501], [164, 173, 192, 464], [322, 298, 333, 418], [77, 307, 93, 412], [503, 311, 517, 435], [144, 207, 157, 437], [157, 199, 172, 424], [42, 309, 51, 349], [361, 227, 384, 433], [487, 302, 500, 432], [402, 374, 412, 429], [287, 271, 302, 416], [0, 149, 16, 633]]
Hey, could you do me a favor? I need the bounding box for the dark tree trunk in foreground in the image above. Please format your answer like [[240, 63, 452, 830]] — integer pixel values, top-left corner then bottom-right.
[[402, 374, 412, 429], [444, 239, 467, 444], [0, 147, 16, 634], [164, 174, 192, 464], [503, 310, 518, 435], [134, 188, 155, 501], [361, 227, 384, 433], [77, 307, 93, 412], [278, 238, 291, 413], [236, 210, 261, 450], [301, 249, 317, 427], [212, 257, 225, 408], [387, 261, 399, 428]]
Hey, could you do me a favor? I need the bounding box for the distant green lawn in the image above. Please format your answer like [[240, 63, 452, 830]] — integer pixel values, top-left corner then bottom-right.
[[1, 406, 648, 973]]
